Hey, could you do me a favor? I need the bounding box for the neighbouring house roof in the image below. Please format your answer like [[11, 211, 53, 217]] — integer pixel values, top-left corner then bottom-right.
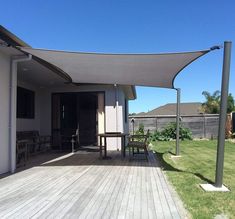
[[137, 102, 203, 116]]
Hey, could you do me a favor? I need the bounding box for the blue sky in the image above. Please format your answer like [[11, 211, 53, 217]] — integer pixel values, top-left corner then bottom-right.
[[1, 0, 234, 113]]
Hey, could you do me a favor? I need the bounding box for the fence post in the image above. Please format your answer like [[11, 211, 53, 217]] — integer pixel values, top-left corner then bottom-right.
[[203, 115, 206, 138]]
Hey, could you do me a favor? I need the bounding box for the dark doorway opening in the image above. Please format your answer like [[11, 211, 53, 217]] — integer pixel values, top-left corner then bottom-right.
[[52, 92, 98, 151]]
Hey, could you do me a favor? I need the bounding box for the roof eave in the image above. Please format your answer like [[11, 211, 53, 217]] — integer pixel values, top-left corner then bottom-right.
[[0, 25, 30, 47]]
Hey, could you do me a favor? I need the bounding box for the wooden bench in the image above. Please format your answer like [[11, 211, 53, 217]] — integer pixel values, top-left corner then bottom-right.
[[16, 131, 51, 158]]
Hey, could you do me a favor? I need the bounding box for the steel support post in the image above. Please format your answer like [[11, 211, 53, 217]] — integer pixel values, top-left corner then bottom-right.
[[215, 41, 232, 187]]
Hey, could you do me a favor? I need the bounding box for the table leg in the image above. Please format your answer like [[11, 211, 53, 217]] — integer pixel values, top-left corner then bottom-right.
[[123, 136, 126, 158], [121, 137, 124, 158], [99, 136, 102, 159]]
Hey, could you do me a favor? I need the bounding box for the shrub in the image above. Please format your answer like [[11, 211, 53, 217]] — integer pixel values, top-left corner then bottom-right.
[[135, 123, 145, 135], [150, 122, 192, 141], [150, 130, 170, 141], [179, 124, 193, 140]]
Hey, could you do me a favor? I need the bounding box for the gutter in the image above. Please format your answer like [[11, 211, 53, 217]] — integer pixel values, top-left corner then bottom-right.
[[131, 85, 137, 100], [9, 54, 32, 173]]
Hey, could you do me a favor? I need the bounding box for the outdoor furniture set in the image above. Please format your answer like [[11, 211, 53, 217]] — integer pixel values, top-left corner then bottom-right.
[[16, 129, 150, 167], [98, 130, 150, 160]]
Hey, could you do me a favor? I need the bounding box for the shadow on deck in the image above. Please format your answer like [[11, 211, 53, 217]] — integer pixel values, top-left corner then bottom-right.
[[13, 146, 160, 175]]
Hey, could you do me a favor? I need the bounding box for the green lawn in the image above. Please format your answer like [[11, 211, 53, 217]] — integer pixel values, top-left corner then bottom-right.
[[151, 140, 235, 219]]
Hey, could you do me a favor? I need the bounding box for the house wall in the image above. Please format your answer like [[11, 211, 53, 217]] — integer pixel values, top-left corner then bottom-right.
[[104, 86, 125, 150], [0, 54, 130, 175], [0, 51, 11, 174], [0, 66, 129, 175], [16, 83, 129, 150], [47, 85, 128, 150]]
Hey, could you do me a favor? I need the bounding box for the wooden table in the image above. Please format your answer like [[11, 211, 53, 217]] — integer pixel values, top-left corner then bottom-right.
[[97, 132, 127, 159]]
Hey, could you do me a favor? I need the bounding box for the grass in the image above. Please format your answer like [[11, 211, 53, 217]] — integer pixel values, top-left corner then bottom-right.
[[151, 140, 235, 219]]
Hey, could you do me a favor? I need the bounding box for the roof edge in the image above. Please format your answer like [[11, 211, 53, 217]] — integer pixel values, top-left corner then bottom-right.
[[0, 25, 30, 47]]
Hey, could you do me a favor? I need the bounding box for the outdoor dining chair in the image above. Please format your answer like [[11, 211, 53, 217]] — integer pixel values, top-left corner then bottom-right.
[[127, 129, 150, 160]]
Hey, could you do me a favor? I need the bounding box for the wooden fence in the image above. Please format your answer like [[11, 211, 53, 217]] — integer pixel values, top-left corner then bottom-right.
[[129, 114, 220, 139]]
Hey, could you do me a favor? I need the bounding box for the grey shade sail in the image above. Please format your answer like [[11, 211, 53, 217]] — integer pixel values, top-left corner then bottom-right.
[[20, 47, 210, 88]]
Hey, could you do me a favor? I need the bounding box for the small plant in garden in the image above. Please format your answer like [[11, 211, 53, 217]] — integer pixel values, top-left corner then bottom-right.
[[133, 124, 148, 142], [135, 123, 145, 135]]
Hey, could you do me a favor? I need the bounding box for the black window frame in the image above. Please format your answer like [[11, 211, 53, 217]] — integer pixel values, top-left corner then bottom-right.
[[17, 86, 35, 119]]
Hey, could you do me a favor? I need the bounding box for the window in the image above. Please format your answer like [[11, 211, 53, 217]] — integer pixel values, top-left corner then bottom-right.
[[17, 87, 35, 119]]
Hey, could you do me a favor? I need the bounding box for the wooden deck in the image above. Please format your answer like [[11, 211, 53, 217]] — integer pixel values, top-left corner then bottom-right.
[[0, 149, 187, 218]]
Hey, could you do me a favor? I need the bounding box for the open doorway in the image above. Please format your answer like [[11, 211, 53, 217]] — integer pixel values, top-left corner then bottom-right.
[[52, 92, 102, 150]]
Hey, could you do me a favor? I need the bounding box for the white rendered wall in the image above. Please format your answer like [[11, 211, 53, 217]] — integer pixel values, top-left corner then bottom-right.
[[104, 86, 128, 150], [0, 51, 10, 174]]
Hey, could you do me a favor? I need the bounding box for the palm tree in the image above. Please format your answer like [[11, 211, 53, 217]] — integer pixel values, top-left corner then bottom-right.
[[201, 90, 235, 113], [201, 90, 220, 113]]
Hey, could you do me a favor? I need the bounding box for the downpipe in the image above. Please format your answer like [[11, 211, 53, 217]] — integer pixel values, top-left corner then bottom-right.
[[114, 84, 119, 150], [9, 54, 32, 173]]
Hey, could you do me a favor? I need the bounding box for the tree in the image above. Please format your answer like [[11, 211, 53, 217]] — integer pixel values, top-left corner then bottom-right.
[[201, 90, 220, 113], [201, 90, 235, 114], [227, 93, 235, 113]]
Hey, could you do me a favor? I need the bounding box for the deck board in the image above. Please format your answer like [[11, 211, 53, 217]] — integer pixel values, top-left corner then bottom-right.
[[0, 150, 186, 218]]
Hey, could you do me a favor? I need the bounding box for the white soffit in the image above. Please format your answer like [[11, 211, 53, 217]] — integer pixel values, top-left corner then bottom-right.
[[20, 47, 211, 88]]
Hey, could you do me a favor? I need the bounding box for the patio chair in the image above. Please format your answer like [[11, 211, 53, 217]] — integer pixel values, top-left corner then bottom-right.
[[61, 128, 79, 152], [127, 129, 150, 160]]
